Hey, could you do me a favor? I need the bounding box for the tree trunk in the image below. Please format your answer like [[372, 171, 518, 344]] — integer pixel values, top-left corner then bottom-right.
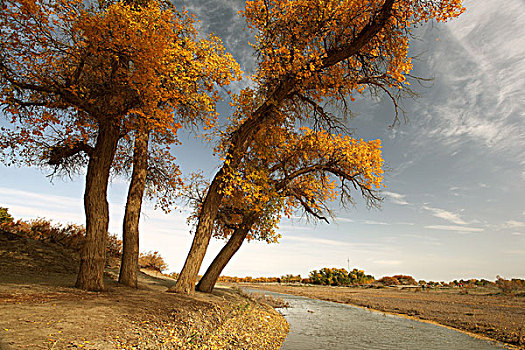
[[169, 4, 396, 294], [168, 174, 225, 294], [119, 130, 150, 288], [75, 121, 120, 291], [170, 86, 291, 295], [196, 217, 255, 293]]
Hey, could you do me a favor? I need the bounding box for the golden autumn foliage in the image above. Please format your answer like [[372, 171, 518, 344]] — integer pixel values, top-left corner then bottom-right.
[[175, 0, 465, 294], [0, 0, 241, 291], [0, 0, 240, 164], [210, 126, 385, 243], [243, 0, 464, 98]]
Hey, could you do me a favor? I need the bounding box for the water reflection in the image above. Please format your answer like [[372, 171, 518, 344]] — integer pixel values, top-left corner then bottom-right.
[[245, 289, 505, 350]]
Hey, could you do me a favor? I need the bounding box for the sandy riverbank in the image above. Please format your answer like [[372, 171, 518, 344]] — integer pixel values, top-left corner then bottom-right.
[[0, 230, 288, 349], [241, 283, 525, 349]]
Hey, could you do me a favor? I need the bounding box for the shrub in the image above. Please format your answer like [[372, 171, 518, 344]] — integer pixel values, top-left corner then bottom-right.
[[496, 276, 525, 295], [139, 251, 167, 272], [0, 215, 121, 258], [0, 207, 14, 224], [377, 276, 400, 286], [281, 274, 302, 283], [106, 233, 123, 257], [392, 275, 417, 285], [309, 267, 374, 286]]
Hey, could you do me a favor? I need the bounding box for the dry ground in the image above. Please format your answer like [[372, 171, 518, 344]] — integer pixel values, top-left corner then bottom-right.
[[242, 283, 525, 349], [0, 230, 288, 349]]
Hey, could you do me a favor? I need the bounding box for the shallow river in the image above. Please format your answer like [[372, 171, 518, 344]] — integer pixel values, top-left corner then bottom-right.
[[245, 289, 505, 350]]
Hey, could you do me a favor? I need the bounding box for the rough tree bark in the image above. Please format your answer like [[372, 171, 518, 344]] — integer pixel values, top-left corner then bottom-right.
[[196, 215, 256, 293], [171, 0, 395, 294], [169, 98, 279, 294], [75, 121, 121, 291], [119, 130, 150, 288]]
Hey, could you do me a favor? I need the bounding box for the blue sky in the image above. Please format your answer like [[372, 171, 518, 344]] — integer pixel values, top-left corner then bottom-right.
[[1, 0, 524, 282]]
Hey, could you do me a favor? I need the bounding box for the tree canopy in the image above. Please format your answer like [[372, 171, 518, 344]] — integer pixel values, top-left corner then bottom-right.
[[0, 0, 240, 290], [173, 0, 465, 294]]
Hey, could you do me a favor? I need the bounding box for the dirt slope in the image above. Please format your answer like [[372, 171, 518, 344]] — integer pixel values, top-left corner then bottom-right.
[[0, 230, 288, 349]]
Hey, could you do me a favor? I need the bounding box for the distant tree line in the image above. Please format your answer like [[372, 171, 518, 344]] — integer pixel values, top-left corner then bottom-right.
[[309, 268, 375, 286]]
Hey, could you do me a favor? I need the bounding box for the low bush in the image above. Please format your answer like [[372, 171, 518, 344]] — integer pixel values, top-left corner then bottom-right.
[[496, 276, 525, 295], [139, 251, 168, 272], [392, 275, 417, 285], [377, 276, 400, 286], [309, 267, 375, 286], [0, 207, 14, 224], [0, 210, 122, 259]]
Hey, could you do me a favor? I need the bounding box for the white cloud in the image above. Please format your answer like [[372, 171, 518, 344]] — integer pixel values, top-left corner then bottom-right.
[[425, 225, 483, 232], [0, 187, 80, 209], [511, 232, 525, 236], [505, 220, 525, 228], [282, 235, 350, 247], [363, 220, 389, 225], [383, 191, 409, 205], [336, 217, 354, 223], [422, 205, 467, 225], [0, 187, 84, 224], [407, 0, 525, 178], [278, 224, 314, 232]]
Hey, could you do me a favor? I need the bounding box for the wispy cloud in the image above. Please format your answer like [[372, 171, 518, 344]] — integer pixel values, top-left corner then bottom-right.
[[174, 0, 256, 92], [282, 235, 350, 247], [278, 224, 314, 232], [383, 191, 409, 205], [0, 187, 80, 208], [406, 0, 525, 176], [425, 225, 483, 232], [363, 220, 389, 225], [504, 220, 525, 228], [422, 205, 467, 225], [336, 217, 354, 223]]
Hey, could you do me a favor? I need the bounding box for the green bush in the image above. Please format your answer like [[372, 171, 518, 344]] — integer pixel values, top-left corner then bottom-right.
[[280, 274, 302, 283], [309, 267, 374, 286]]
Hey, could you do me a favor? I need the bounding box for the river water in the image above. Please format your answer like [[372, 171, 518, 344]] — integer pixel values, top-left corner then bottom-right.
[[245, 289, 505, 350]]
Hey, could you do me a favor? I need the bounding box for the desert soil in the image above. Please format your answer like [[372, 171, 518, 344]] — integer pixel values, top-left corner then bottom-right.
[[242, 283, 525, 349], [0, 230, 288, 349]]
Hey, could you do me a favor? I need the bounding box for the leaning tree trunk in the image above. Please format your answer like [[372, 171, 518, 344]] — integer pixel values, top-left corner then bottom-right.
[[119, 130, 150, 288], [168, 174, 226, 294], [75, 121, 120, 291], [196, 215, 256, 293], [170, 85, 289, 295]]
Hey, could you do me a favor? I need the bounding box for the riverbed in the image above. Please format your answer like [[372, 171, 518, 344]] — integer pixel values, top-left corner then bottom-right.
[[246, 288, 507, 350]]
